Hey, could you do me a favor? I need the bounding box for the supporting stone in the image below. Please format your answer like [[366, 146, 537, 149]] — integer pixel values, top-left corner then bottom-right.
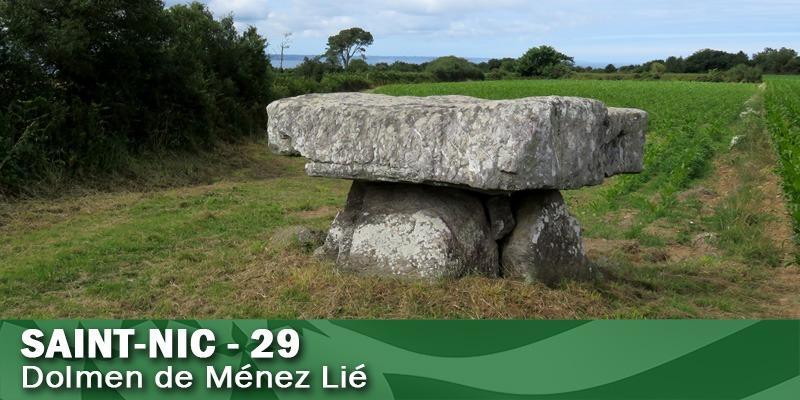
[[317, 181, 499, 279], [486, 195, 515, 240], [501, 191, 591, 285]]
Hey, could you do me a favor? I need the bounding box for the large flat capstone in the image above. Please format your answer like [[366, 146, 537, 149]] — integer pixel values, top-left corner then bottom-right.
[[267, 93, 647, 192]]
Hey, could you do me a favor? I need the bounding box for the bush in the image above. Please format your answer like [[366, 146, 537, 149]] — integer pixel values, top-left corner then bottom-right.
[[724, 64, 763, 83], [697, 69, 725, 82], [0, 1, 275, 195], [387, 61, 424, 73], [366, 71, 435, 86], [696, 65, 762, 83], [347, 59, 370, 73], [272, 75, 323, 98], [516, 46, 574, 77], [486, 69, 519, 81], [425, 56, 485, 82], [294, 56, 340, 82], [649, 62, 667, 79], [320, 74, 372, 92], [542, 63, 573, 79]]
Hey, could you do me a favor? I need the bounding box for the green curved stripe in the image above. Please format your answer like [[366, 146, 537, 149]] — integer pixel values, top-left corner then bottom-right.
[[743, 375, 800, 400], [330, 320, 588, 357], [320, 320, 754, 393], [385, 321, 800, 399]]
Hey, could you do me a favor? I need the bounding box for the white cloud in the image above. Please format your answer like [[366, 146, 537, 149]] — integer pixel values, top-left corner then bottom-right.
[[207, 0, 270, 21], [164, 0, 800, 62], [384, 0, 524, 14]]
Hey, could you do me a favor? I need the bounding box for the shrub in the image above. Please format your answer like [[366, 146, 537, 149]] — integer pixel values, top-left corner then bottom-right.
[[724, 64, 763, 83], [649, 62, 667, 79], [347, 59, 370, 73], [0, 1, 275, 195], [696, 65, 762, 83], [387, 61, 425, 73], [486, 69, 519, 81], [273, 75, 323, 98], [320, 74, 372, 92], [516, 45, 574, 77], [294, 56, 340, 82], [697, 69, 725, 82], [425, 56, 485, 82], [542, 63, 574, 79], [366, 71, 435, 86]]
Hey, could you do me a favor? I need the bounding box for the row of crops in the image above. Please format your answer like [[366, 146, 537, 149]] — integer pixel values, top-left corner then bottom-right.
[[765, 76, 800, 233], [375, 80, 755, 207]]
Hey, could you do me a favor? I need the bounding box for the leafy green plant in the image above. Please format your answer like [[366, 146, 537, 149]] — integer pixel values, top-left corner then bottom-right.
[[425, 56, 485, 82], [765, 76, 800, 235], [0, 1, 275, 195], [516, 46, 573, 77]]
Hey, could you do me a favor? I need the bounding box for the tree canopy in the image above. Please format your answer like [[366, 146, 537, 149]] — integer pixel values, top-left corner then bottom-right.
[[425, 56, 484, 82], [684, 49, 749, 73], [0, 0, 274, 194], [516, 46, 574, 77], [753, 48, 800, 74], [324, 27, 373, 68]]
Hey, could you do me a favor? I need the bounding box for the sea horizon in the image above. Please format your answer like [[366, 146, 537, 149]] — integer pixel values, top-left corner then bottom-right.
[[268, 54, 489, 69], [269, 54, 607, 69]]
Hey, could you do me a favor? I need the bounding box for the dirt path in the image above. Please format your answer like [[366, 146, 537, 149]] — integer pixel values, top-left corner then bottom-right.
[[584, 86, 800, 318]]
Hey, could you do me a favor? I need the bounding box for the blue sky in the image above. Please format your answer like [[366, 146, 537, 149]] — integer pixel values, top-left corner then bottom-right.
[[164, 0, 800, 64]]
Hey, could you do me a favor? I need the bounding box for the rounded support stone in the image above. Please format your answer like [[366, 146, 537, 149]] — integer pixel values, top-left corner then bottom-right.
[[316, 181, 499, 279], [501, 191, 592, 285]]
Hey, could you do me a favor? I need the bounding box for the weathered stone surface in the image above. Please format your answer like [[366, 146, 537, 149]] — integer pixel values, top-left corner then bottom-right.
[[603, 107, 647, 176], [485, 195, 515, 240], [317, 181, 499, 279], [267, 92, 647, 192], [501, 191, 591, 285]]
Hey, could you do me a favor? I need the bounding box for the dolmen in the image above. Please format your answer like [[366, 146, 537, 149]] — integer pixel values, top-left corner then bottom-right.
[[267, 93, 647, 285]]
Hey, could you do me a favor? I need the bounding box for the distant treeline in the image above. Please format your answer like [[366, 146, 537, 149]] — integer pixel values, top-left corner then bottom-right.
[[1, 1, 274, 194], [609, 48, 800, 75], [276, 46, 799, 99]]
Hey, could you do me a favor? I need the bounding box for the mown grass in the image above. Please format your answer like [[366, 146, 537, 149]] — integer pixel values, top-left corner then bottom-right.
[[1, 79, 798, 318]]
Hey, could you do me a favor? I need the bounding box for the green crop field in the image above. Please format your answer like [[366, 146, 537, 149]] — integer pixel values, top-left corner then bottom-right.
[[375, 80, 756, 216], [1, 79, 798, 319], [765, 75, 800, 232]]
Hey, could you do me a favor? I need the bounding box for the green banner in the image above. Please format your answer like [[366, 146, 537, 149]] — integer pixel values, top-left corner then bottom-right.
[[0, 320, 797, 399]]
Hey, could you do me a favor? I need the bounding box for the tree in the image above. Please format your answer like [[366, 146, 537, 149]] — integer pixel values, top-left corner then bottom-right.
[[725, 64, 762, 83], [516, 45, 573, 77], [425, 56, 484, 82], [484, 57, 517, 72], [783, 57, 800, 74], [347, 58, 369, 73], [649, 62, 667, 78], [0, 0, 275, 193], [294, 56, 337, 81], [752, 47, 798, 73], [279, 32, 292, 70], [664, 56, 686, 73], [684, 49, 749, 73], [324, 27, 373, 68], [604, 64, 617, 73]]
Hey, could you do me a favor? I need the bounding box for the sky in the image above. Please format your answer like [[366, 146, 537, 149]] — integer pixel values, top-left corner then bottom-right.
[[164, 0, 800, 65]]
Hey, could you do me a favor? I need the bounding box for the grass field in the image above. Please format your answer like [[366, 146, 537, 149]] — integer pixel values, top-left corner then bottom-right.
[[1, 79, 798, 318], [765, 75, 800, 233]]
